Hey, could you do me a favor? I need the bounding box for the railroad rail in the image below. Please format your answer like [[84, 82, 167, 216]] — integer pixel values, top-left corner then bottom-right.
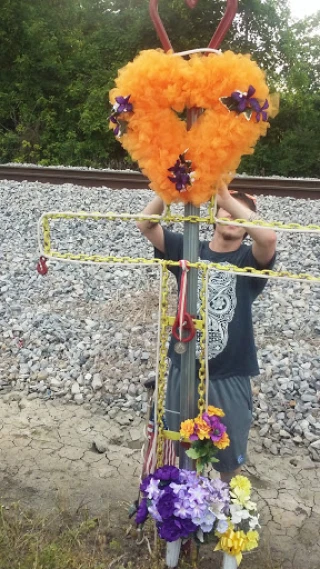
[[0, 165, 319, 199]]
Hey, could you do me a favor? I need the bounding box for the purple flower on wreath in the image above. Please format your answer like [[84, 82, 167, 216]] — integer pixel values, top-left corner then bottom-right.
[[154, 465, 180, 483], [220, 85, 269, 122], [113, 95, 133, 114], [135, 498, 148, 525], [109, 115, 120, 136], [230, 85, 258, 113], [250, 98, 269, 122], [109, 95, 133, 137], [168, 151, 195, 193]]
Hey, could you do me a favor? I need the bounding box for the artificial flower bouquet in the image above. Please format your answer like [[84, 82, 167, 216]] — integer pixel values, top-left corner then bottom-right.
[[135, 406, 260, 566], [214, 475, 260, 565], [136, 467, 259, 566], [179, 405, 230, 474], [136, 465, 230, 541]]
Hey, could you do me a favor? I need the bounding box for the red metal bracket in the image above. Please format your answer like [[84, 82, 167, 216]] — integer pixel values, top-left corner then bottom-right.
[[149, 0, 238, 52]]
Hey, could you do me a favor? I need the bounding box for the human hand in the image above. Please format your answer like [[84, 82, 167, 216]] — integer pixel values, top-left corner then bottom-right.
[[216, 181, 232, 210]]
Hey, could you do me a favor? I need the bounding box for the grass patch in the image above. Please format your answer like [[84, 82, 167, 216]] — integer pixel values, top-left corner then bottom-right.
[[0, 502, 283, 569], [0, 502, 152, 569]]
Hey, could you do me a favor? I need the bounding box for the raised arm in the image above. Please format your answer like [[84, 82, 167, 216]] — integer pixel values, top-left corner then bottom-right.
[[136, 196, 165, 253], [217, 182, 277, 267]]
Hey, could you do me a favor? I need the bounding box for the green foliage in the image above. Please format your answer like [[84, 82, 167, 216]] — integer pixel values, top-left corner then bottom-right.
[[186, 440, 220, 474], [0, 0, 319, 176]]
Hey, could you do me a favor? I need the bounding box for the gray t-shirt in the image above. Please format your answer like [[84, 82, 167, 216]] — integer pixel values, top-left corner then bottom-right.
[[155, 228, 276, 379]]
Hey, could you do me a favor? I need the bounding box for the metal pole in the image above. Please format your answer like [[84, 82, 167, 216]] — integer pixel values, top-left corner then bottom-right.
[[149, 0, 239, 472], [179, 108, 201, 470]]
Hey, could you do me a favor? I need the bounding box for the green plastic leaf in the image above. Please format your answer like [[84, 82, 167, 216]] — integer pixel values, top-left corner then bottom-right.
[[186, 448, 201, 459], [220, 96, 238, 112], [209, 456, 219, 463]]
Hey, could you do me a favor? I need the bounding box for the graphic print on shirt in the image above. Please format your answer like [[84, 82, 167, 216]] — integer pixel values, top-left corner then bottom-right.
[[196, 262, 237, 360]]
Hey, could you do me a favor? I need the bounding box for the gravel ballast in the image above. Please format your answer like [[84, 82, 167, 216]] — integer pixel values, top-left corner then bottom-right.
[[0, 179, 319, 460]]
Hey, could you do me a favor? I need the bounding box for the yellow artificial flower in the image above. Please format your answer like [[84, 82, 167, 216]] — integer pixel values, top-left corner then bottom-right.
[[214, 527, 247, 566], [230, 475, 251, 495], [244, 530, 259, 551], [214, 431, 230, 450], [207, 405, 225, 417], [194, 417, 211, 440], [230, 488, 256, 509], [180, 419, 195, 439]]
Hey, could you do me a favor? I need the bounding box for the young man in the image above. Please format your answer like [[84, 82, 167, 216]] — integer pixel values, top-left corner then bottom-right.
[[136, 183, 277, 482]]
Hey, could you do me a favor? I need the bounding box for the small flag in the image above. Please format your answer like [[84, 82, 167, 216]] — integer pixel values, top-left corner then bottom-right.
[[141, 406, 176, 477]]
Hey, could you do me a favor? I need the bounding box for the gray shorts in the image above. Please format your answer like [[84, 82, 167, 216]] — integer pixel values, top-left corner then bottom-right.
[[165, 364, 253, 473]]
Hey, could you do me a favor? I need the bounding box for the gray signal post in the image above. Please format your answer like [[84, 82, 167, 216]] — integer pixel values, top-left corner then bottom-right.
[[179, 109, 200, 470]]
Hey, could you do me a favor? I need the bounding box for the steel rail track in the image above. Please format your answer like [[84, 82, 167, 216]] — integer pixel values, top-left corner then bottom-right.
[[0, 165, 319, 199]]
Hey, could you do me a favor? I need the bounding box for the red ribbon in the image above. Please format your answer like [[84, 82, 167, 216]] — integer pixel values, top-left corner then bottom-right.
[[37, 256, 48, 275], [172, 260, 196, 344]]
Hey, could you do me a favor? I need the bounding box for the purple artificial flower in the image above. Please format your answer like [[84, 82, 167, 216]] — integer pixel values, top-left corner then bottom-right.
[[189, 502, 207, 519], [140, 474, 153, 495], [195, 509, 217, 533], [135, 498, 148, 525], [208, 477, 229, 494], [145, 477, 161, 500], [157, 518, 184, 542], [205, 478, 230, 507], [167, 153, 194, 193], [230, 85, 259, 113], [113, 95, 133, 114], [202, 414, 227, 442], [148, 502, 163, 523], [252, 99, 269, 122], [154, 465, 180, 483], [109, 115, 120, 136], [179, 518, 198, 537], [173, 499, 192, 519], [157, 487, 176, 519], [169, 482, 185, 497], [188, 485, 207, 505], [158, 518, 197, 542], [108, 95, 133, 138], [179, 470, 199, 486]]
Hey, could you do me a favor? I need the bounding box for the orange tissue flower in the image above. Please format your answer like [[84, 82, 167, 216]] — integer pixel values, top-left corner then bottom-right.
[[214, 431, 230, 450], [207, 405, 225, 418], [180, 419, 195, 439]]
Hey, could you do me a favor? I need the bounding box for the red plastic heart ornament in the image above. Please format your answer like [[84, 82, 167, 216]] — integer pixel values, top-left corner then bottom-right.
[[149, 0, 238, 51]]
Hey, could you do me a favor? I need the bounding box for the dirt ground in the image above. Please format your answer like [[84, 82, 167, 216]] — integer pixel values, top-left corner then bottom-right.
[[0, 395, 319, 569]]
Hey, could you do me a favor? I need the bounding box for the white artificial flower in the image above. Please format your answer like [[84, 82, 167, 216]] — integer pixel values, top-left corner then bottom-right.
[[249, 514, 261, 529], [229, 503, 250, 525]]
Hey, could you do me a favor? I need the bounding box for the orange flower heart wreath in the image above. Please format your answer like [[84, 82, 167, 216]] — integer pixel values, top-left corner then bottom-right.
[[109, 49, 278, 206]]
